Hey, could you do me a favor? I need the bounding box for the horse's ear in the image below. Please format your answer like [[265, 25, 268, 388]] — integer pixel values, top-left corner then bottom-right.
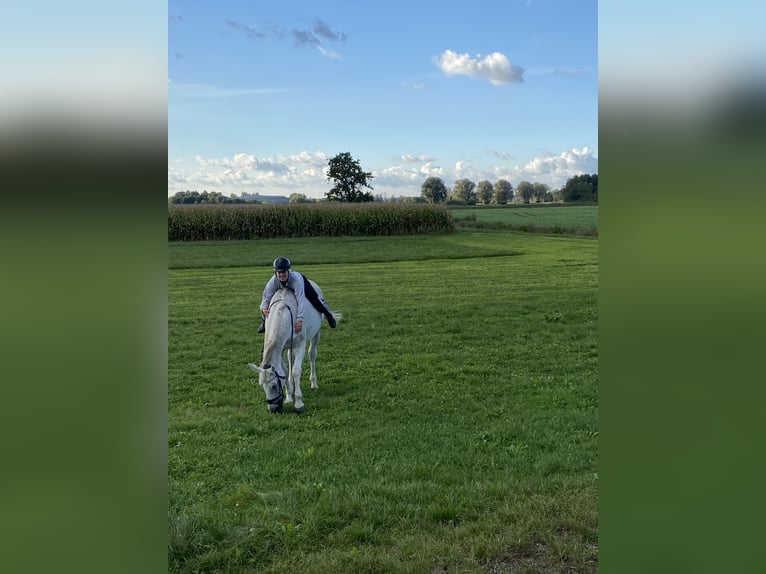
[[248, 363, 264, 373]]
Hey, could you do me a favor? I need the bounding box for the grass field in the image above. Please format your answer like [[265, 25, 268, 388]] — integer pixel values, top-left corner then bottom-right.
[[451, 205, 598, 234], [168, 229, 598, 573]]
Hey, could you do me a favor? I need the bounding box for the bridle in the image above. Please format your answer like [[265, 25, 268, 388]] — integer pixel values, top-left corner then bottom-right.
[[264, 365, 287, 408]]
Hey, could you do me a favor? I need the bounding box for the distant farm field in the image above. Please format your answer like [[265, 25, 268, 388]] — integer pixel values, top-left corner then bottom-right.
[[451, 205, 598, 234], [168, 230, 598, 573]]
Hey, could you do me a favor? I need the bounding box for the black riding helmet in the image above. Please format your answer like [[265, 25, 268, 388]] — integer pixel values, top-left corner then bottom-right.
[[273, 257, 291, 272]]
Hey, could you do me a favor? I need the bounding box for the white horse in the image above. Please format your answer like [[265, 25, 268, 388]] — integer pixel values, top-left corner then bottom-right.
[[248, 281, 336, 413]]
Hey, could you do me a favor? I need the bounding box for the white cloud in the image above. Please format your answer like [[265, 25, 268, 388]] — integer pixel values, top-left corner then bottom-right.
[[488, 150, 514, 160], [400, 154, 434, 163], [170, 151, 332, 197], [435, 50, 524, 85], [169, 81, 285, 98], [419, 162, 444, 177], [519, 147, 598, 179], [193, 155, 218, 167], [317, 45, 341, 59]]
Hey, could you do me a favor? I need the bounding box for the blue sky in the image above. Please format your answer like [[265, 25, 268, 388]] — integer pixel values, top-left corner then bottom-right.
[[168, 0, 598, 199]]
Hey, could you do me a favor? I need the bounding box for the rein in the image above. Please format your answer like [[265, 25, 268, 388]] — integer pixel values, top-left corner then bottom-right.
[[263, 295, 295, 404]]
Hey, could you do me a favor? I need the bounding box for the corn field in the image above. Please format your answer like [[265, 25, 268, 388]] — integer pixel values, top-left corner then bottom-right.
[[167, 202, 455, 241]]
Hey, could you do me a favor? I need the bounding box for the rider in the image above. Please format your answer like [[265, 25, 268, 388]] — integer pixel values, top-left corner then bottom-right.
[[257, 257, 337, 334]]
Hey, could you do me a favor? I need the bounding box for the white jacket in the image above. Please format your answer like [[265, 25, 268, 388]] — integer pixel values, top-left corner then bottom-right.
[[260, 271, 306, 322]]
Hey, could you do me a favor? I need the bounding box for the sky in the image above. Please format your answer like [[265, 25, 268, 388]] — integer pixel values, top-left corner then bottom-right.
[[168, 0, 598, 199]]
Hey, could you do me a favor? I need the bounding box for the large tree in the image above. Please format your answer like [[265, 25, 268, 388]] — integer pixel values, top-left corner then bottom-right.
[[420, 176, 448, 204], [493, 179, 513, 204], [516, 181, 535, 203], [325, 152, 374, 202], [452, 178, 476, 202], [531, 182, 551, 203], [476, 180, 494, 204], [561, 173, 598, 203]]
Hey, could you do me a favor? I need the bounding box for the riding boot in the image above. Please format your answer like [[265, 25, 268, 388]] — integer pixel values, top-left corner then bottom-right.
[[323, 305, 337, 328]]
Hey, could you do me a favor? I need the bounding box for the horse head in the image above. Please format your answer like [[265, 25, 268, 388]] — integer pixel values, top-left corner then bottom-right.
[[248, 362, 286, 413]]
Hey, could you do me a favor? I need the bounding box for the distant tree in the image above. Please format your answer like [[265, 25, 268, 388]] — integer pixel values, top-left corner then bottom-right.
[[420, 176, 448, 204], [476, 180, 494, 204], [531, 182, 551, 203], [452, 178, 477, 202], [325, 152, 374, 202], [561, 173, 598, 203], [289, 192, 311, 203], [185, 191, 200, 204], [516, 181, 535, 203], [493, 179, 514, 204]]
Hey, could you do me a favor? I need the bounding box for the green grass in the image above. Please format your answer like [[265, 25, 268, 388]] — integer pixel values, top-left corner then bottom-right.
[[168, 232, 526, 269], [169, 231, 598, 573], [451, 205, 598, 234]]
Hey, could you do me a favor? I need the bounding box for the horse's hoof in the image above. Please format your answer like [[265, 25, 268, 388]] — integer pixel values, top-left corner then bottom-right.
[[294, 405, 307, 414]]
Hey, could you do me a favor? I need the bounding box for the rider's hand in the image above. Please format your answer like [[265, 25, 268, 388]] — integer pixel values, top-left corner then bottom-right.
[[295, 320, 303, 333]]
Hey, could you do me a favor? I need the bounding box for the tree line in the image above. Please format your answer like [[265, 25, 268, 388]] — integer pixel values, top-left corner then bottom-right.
[[321, 152, 597, 204], [169, 152, 597, 205], [168, 190, 254, 204], [420, 174, 597, 204]]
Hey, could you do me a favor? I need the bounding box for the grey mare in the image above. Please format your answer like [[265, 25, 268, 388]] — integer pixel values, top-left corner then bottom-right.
[[249, 281, 337, 413]]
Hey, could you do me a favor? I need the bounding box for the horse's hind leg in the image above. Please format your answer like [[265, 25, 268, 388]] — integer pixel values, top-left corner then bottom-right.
[[309, 333, 320, 389]]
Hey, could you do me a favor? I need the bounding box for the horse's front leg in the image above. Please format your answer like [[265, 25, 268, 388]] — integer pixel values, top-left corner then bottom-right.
[[290, 345, 307, 413]]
